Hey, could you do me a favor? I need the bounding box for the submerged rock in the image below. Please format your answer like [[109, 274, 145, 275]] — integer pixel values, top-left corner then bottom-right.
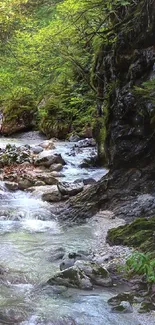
[[35, 317, 77, 325], [48, 247, 66, 262]]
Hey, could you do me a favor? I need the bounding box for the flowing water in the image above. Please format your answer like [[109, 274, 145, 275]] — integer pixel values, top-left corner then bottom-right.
[[0, 132, 148, 324]]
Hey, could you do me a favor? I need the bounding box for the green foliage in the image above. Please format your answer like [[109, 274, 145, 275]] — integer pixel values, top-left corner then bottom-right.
[[0, 0, 139, 137], [126, 252, 155, 283]]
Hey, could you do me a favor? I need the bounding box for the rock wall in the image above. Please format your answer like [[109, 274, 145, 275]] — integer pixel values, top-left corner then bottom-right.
[[94, 0, 155, 169], [60, 0, 155, 223]]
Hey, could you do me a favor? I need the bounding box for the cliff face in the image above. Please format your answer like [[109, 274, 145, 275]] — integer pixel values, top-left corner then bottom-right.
[[94, 0, 155, 169], [61, 1, 155, 223]]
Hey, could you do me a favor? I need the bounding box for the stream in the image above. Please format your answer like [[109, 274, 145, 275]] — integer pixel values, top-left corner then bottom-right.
[[0, 132, 150, 325]]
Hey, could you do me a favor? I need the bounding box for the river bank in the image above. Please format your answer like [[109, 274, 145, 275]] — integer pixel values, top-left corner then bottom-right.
[[0, 131, 154, 325]]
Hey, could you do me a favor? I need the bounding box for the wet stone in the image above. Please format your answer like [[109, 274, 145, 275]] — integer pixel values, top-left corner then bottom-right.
[[111, 301, 133, 313], [5, 181, 19, 191], [138, 301, 155, 313], [48, 247, 66, 262], [31, 145, 43, 154], [108, 292, 134, 306], [57, 181, 84, 196], [49, 163, 63, 172]]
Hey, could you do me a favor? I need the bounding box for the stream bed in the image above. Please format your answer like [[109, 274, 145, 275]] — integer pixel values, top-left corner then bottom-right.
[[0, 132, 152, 325]]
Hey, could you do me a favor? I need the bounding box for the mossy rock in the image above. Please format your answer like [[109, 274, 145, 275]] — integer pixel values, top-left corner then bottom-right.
[[138, 301, 155, 313], [107, 217, 155, 257], [108, 292, 134, 306]]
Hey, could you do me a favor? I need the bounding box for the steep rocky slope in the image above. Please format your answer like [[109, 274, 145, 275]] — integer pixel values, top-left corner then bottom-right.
[[61, 0, 155, 222]]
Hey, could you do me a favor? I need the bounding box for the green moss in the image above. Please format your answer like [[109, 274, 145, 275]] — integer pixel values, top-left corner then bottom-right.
[[3, 96, 36, 128], [107, 217, 155, 257]]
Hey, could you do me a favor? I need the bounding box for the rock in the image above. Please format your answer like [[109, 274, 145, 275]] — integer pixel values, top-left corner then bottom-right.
[[138, 301, 155, 313], [57, 181, 84, 196], [108, 292, 134, 306], [1, 107, 35, 136], [37, 174, 58, 185], [94, 254, 114, 264], [60, 251, 92, 270], [38, 140, 55, 150], [35, 180, 46, 186], [60, 259, 75, 271], [18, 178, 34, 190], [0, 144, 32, 166], [47, 266, 93, 290], [75, 138, 96, 148], [48, 248, 66, 262], [111, 301, 133, 313], [48, 261, 112, 289], [74, 260, 113, 287], [34, 151, 65, 167], [31, 145, 43, 154], [69, 134, 80, 142], [49, 163, 63, 172], [50, 285, 67, 295], [83, 178, 96, 185], [28, 185, 63, 202], [0, 308, 25, 324], [79, 156, 97, 168], [106, 217, 155, 255], [5, 181, 19, 191], [50, 171, 65, 178]]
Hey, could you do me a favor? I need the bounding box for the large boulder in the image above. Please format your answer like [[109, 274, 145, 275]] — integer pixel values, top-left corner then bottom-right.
[[1, 107, 35, 135], [57, 181, 84, 196], [28, 185, 63, 202], [47, 261, 112, 289], [47, 265, 93, 290], [34, 151, 65, 167]]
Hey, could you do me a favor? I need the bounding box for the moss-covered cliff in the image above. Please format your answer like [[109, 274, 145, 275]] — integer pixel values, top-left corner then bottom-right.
[[93, 0, 155, 169], [61, 0, 155, 223]]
